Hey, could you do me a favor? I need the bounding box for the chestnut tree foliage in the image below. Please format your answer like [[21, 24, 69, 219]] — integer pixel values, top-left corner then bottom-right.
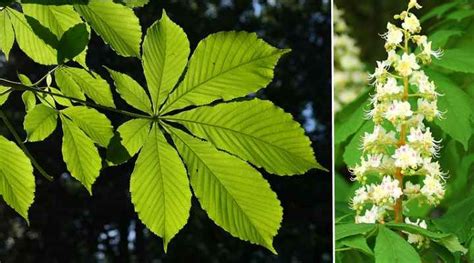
[[0, 0, 324, 253]]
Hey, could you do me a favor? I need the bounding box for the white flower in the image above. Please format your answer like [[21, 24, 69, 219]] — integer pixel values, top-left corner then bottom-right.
[[404, 181, 421, 198], [355, 206, 380, 224], [407, 127, 439, 156], [421, 158, 445, 179], [375, 77, 403, 101], [421, 175, 445, 204], [380, 176, 403, 200], [352, 187, 369, 210], [396, 53, 420, 76], [422, 41, 443, 59], [393, 145, 421, 169], [369, 61, 388, 82], [417, 98, 440, 121], [362, 125, 397, 152], [402, 13, 421, 33], [383, 23, 403, 46], [386, 50, 400, 65], [384, 100, 413, 124], [408, 0, 422, 10]]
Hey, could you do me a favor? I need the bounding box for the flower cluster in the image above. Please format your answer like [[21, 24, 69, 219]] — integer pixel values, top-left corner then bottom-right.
[[334, 5, 367, 113], [350, 0, 446, 234]]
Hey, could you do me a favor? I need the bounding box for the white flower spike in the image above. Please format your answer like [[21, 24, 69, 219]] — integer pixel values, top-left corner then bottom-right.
[[349, 1, 446, 248]]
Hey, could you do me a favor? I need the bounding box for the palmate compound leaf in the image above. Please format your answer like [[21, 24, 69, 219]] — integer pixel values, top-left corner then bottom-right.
[[142, 10, 189, 113], [0, 9, 14, 58], [163, 99, 324, 175], [60, 115, 101, 194], [74, 0, 142, 57], [55, 66, 115, 107], [106, 68, 153, 114], [0, 135, 35, 222], [62, 106, 114, 148], [159, 31, 290, 114], [166, 125, 282, 253], [130, 124, 191, 252], [5, 7, 57, 65], [23, 104, 58, 142]]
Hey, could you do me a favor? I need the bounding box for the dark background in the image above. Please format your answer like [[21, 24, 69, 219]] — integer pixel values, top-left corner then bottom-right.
[[0, 0, 332, 262], [335, 0, 450, 65]]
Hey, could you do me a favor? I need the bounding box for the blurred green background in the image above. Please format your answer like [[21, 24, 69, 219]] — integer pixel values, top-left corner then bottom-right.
[[0, 0, 332, 262]]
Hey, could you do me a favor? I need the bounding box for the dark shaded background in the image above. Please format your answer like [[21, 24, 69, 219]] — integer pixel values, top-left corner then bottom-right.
[[0, 0, 332, 262], [335, 0, 450, 64]]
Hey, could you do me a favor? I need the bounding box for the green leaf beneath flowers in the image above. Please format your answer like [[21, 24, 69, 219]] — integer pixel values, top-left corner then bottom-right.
[[374, 226, 421, 263]]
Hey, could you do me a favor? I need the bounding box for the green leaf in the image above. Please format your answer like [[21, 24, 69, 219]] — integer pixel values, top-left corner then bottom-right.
[[167, 126, 282, 253], [116, 118, 151, 157], [432, 48, 474, 74], [161, 31, 289, 114], [386, 223, 468, 254], [336, 223, 375, 241], [24, 104, 58, 142], [21, 4, 82, 37], [55, 66, 86, 100], [62, 106, 113, 147], [0, 135, 35, 222], [0, 10, 14, 58], [130, 124, 191, 251], [343, 121, 373, 167], [58, 23, 89, 62], [49, 87, 72, 106], [427, 70, 472, 150], [106, 68, 152, 114], [6, 8, 57, 65], [117, 0, 149, 8], [339, 235, 373, 256], [374, 226, 421, 263], [105, 132, 131, 166], [142, 10, 189, 112], [165, 99, 323, 175], [55, 66, 115, 107], [434, 195, 474, 243], [61, 115, 101, 194], [74, 0, 142, 57], [22, 91, 37, 112], [429, 30, 463, 49], [0, 86, 11, 106], [335, 89, 370, 144]]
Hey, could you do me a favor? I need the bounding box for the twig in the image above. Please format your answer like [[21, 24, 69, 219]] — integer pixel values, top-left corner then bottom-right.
[[0, 109, 54, 181]]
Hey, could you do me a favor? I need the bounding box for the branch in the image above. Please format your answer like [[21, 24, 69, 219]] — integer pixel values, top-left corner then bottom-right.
[[0, 109, 54, 181], [0, 78, 153, 120]]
